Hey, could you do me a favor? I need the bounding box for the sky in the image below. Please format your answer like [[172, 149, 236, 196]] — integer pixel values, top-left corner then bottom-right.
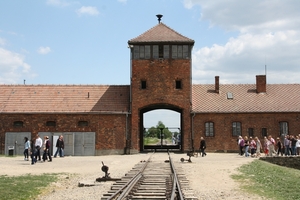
[[1, 0, 300, 128]]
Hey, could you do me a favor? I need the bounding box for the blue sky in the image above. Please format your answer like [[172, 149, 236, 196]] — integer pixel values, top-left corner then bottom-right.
[[1, 0, 300, 128]]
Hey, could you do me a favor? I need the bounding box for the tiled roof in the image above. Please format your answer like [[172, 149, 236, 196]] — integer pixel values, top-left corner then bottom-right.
[[192, 84, 300, 113], [128, 23, 194, 44], [1, 84, 299, 114], [0, 85, 130, 113]]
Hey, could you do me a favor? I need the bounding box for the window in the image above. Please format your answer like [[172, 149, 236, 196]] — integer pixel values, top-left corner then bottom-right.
[[46, 121, 56, 127], [163, 45, 169, 59], [183, 45, 189, 58], [13, 121, 23, 127], [175, 80, 182, 89], [153, 45, 159, 59], [172, 45, 177, 59], [232, 122, 241, 136], [145, 45, 151, 59], [133, 45, 139, 59], [177, 45, 183, 59], [248, 128, 254, 137], [262, 128, 267, 137], [279, 122, 288, 136], [139, 45, 145, 59], [141, 80, 147, 89], [159, 45, 163, 58], [78, 121, 88, 127], [132, 44, 189, 60], [205, 122, 214, 137]]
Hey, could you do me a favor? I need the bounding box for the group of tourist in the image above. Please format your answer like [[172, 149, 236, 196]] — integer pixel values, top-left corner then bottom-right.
[[23, 134, 65, 165], [238, 134, 300, 158]]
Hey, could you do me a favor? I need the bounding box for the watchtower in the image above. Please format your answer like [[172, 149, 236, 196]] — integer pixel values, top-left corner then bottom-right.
[[128, 15, 195, 152]]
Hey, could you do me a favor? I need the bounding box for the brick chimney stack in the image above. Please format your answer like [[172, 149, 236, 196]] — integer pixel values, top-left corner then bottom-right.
[[256, 75, 266, 93], [215, 76, 219, 93]]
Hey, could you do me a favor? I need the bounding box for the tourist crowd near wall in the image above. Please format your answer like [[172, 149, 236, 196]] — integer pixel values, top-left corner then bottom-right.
[[1, 16, 300, 156]]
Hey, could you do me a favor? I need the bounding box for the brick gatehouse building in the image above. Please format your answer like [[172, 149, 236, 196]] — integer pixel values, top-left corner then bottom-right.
[[1, 17, 300, 156]]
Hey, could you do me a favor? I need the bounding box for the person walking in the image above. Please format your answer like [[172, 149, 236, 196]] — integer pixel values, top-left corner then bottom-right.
[[249, 137, 256, 157], [284, 135, 290, 156], [276, 137, 283, 156], [34, 134, 43, 161], [290, 135, 297, 156], [43, 136, 52, 162], [238, 136, 245, 156], [199, 137, 207, 157], [296, 135, 300, 156], [30, 139, 37, 165], [244, 136, 249, 157], [268, 135, 276, 157], [254, 137, 261, 158], [23, 137, 30, 161], [54, 135, 64, 158]]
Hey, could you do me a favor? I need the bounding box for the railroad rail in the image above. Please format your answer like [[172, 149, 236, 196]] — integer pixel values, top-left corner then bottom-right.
[[101, 152, 198, 200]]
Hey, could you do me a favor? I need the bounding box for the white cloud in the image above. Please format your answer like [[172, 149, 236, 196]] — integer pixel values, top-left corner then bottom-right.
[[76, 6, 99, 16], [0, 48, 32, 84], [37, 46, 51, 55], [183, 0, 300, 84], [46, 0, 70, 7], [0, 37, 7, 46]]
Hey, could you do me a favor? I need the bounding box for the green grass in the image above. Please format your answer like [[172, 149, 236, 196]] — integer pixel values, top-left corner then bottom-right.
[[143, 137, 160, 145], [232, 160, 300, 200], [0, 174, 58, 200]]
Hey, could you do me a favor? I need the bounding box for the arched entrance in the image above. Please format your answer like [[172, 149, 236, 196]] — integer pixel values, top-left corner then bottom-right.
[[139, 104, 182, 152]]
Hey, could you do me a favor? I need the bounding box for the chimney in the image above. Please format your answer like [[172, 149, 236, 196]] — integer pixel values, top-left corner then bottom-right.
[[215, 76, 219, 93], [256, 75, 266, 93]]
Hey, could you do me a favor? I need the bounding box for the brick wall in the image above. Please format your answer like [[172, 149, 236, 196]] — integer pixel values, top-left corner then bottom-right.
[[0, 113, 129, 154], [192, 112, 300, 152], [130, 58, 192, 151]]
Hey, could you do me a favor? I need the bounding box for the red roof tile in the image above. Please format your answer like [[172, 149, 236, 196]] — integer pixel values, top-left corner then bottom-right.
[[128, 23, 194, 44], [1, 84, 299, 114], [0, 85, 130, 113], [192, 84, 300, 113]]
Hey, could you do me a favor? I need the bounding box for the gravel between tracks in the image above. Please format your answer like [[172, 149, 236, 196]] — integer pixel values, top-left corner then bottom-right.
[[1, 153, 268, 200]]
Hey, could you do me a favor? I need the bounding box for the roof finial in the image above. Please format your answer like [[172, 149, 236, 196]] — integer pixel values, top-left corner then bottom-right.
[[156, 14, 163, 24]]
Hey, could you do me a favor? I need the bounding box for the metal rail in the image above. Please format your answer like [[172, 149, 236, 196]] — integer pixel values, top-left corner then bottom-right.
[[106, 153, 153, 200], [102, 152, 196, 200]]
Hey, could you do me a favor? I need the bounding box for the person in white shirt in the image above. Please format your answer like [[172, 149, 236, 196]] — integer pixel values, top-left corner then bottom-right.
[[34, 134, 43, 161]]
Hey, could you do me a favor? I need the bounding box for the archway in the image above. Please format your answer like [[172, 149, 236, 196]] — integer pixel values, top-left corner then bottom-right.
[[139, 105, 182, 152]]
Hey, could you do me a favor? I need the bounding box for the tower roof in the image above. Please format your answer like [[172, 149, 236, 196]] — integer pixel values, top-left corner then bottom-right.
[[128, 23, 194, 44]]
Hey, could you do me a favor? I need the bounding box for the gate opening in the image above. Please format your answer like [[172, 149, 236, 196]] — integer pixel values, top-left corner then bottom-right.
[[142, 109, 181, 151]]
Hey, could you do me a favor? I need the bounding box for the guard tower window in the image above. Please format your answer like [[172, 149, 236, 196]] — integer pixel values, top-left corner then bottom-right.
[[183, 45, 189, 58], [163, 45, 169, 59], [172, 45, 177, 59], [145, 45, 151, 59], [133, 45, 139, 59], [172, 45, 190, 59], [13, 121, 23, 127], [159, 45, 163, 58], [46, 121, 56, 127], [175, 80, 182, 89], [153, 45, 159, 59], [78, 121, 88, 127], [139, 45, 145, 59], [177, 45, 183, 59], [141, 80, 147, 89]]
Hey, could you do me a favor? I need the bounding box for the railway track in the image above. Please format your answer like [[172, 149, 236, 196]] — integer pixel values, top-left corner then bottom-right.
[[101, 152, 198, 200]]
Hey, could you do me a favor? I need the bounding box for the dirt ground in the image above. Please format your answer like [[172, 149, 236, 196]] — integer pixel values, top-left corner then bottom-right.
[[0, 153, 268, 200]]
